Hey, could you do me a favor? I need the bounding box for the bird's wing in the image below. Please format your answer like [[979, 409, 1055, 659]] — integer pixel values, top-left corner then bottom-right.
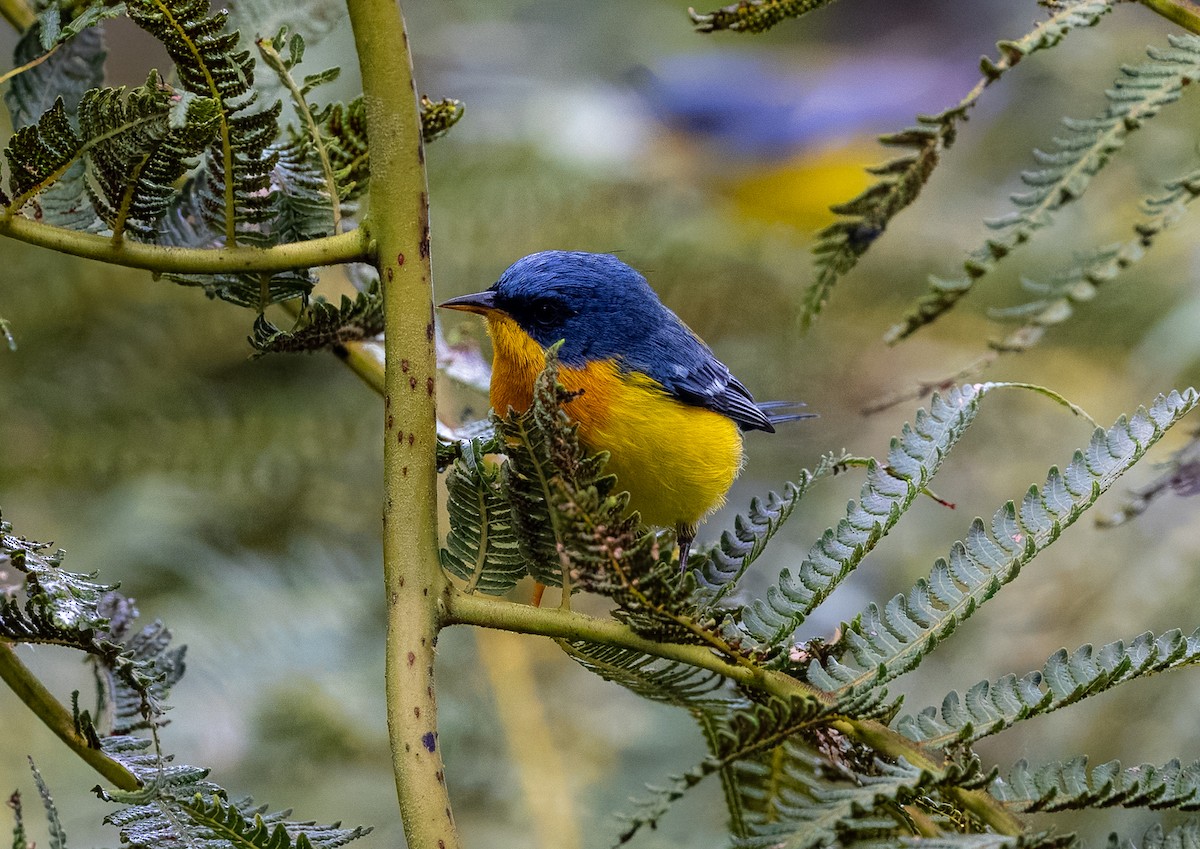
[[623, 321, 777, 433]]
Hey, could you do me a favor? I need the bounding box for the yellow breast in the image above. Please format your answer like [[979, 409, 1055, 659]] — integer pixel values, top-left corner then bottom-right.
[[485, 314, 744, 528]]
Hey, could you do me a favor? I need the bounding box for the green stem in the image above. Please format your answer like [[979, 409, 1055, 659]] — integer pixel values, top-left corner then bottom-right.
[[1140, 0, 1200, 33], [0, 642, 140, 791], [345, 0, 452, 846], [0, 215, 370, 273], [0, 0, 33, 31], [332, 340, 385, 395], [255, 36, 345, 234], [445, 588, 1026, 837], [444, 588, 804, 691]]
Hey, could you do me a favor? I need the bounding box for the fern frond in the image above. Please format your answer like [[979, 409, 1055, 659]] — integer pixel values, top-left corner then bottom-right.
[[27, 762, 66, 849], [993, 756, 1200, 813], [990, 165, 1200, 352], [81, 78, 220, 241], [1099, 429, 1200, 526], [897, 628, 1200, 747], [0, 516, 183, 725], [255, 27, 346, 233], [1121, 822, 1200, 849], [125, 0, 281, 244], [888, 33, 1200, 342], [9, 788, 29, 849], [4, 22, 105, 130], [311, 94, 461, 203], [851, 835, 1073, 849], [249, 279, 382, 355], [440, 435, 526, 595], [692, 452, 847, 609], [41, 4, 127, 47], [4, 99, 83, 215], [175, 796, 370, 849], [562, 642, 731, 709], [318, 98, 369, 201], [493, 346, 637, 591], [734, 754, 988, 848], [738, 385, 988, 651], [807, 389, 1199, 698], [688, 0, 839, 33], [803, 0, 1115, 329], [419, 95, 465, 143]]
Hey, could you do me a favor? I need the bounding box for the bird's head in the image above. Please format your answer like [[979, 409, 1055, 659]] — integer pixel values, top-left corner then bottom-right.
[[439, 251, 665, 364]]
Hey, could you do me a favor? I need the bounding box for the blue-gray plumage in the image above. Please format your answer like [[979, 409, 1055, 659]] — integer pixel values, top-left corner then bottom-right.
[[473, 251, 807, 432]]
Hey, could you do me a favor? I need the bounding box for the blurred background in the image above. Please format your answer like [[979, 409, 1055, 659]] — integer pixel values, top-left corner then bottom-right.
[[3, 1, 1200, 847]]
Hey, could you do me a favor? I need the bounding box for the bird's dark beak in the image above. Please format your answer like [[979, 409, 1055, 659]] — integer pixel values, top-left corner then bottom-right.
[[438, 290, 498, 315]]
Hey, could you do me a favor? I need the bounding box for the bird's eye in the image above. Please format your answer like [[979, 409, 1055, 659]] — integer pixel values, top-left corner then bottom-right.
[[530, 298, 567, 326]]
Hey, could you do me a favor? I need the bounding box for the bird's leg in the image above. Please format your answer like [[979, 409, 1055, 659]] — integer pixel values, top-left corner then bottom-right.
[[531, 582, 546, 607], [676, 522, 697, 573]]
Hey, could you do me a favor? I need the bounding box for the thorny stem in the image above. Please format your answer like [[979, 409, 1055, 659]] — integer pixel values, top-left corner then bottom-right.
[[0, 642, 140, 791], [345, 2, 454, 849]]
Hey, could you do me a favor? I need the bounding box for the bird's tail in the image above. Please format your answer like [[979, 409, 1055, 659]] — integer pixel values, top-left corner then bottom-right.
[[755, 400, 817, 427]]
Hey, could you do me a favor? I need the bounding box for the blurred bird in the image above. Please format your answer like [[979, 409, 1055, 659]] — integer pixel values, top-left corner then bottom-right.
[[439, 250, 811, 571]]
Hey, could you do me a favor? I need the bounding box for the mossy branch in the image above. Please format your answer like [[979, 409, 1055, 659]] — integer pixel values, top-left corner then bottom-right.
[[0, 642, 140, 791]]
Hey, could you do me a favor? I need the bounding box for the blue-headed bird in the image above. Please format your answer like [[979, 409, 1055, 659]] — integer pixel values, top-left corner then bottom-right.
[[439, 250, 810, 570]]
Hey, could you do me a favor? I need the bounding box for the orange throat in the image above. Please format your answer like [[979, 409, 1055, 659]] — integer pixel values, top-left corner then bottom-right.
[[483, 313, 744, 529]]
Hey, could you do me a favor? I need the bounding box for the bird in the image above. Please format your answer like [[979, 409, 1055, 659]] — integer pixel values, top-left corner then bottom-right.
[[439, 250, 811, 572]]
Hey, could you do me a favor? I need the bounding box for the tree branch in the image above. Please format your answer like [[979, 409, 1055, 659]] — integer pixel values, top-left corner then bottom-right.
[[0, 216, 371, 273], [444, 588, 1026, 837], [0, 642, 140, 791], [0, 0, 33, 32], [1139, 0, 1200, 33], [345, 0, 454, 847]]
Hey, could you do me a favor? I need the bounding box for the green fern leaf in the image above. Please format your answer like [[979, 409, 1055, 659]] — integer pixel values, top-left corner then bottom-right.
[[990, 165, 1200, 352], [993, 756, 1200, 813], [560, 644, 737, 840], [733, 755, 987, 849], [419, 95, 465, 142], [318, 98, 369, 200], [80, 77, 220, 241], [888, 32, 1200, 342], [5, 22, 105, 130], [806, 389, 1199, 697], [4, 19, 105, 228], [0, 516, 184, 724], [495, 346, 621, 589], [898, 628, 1200, 747], [803, 0, 1115, 329], [249, 279, 382, 356], [440, 435, 526, 595], [313, 95, 462, 203], [1120, 822, 1200, 849], [738, 385, 988, 650], [125, 0, 281, 244], [562, 643, 730, 709], [692, 452, 847, 609], [27, 763, 66, 849], [174, 796, 370, 849], [688, 0, 839, 33], [4, 99, 82, 214], [10, 788, 29, 849]]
